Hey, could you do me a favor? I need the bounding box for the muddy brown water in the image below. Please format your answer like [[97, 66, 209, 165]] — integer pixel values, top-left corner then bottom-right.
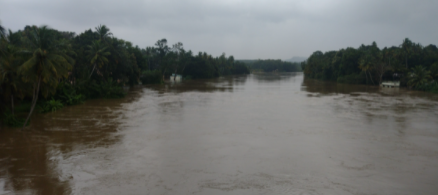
[[1, 73, 438, 195]]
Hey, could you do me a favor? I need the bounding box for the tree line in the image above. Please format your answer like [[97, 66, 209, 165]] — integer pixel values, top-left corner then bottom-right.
[[0, 24, 249, 128], [302, 39, 438, 92], [241, 59, 302, 72]]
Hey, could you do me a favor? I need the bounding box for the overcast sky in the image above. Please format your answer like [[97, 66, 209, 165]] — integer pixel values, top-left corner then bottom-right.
[[1, 0, 437, 59]]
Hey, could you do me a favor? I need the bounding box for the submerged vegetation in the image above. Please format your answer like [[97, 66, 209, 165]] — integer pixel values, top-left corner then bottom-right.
[[0, 23, 250, 128], [302, 39, 438, 93]]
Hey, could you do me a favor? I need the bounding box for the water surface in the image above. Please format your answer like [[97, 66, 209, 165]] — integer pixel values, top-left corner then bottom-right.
[[1, 73, 438, 195]]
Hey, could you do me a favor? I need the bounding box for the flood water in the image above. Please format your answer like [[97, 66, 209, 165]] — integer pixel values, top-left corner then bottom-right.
[[1, 73, 438, 195]]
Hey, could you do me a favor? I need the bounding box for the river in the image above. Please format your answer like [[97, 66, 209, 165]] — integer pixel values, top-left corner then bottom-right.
[[1, 73, 438, 195]]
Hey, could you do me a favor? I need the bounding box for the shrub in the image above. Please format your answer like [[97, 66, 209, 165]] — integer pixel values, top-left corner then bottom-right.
[[337, 73, 366, 85], [140, 70, 162, 84], [40, 99, 64, 113], [416, 82, 438, 93], [14, 102, 32, 113], [2, 112, 28, 127], [54, 82, 85, 105], [99, 78, 126, 98], [183, 75, 192, 81], [75, 79, 126, 99]]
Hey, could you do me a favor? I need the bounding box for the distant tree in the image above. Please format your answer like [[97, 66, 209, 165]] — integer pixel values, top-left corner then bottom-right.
[[143, 46, 156, 70], [170, 42, 184, 81], [95, 25, 113, 42], [155, 39, 169, 58], [154, 39, 169, 80], [218, 53, 227, 75], [359, 54, 376, 85], [107, 38, 140, 85], [400, 38, 414, 69], [179, 50, 192, 75]]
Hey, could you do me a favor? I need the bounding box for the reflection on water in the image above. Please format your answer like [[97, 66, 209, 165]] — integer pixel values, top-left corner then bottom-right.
[[252, 72, 299, 83], [302, 78, 438, 133], [1, 73, 438, 195], [0, 92, 143, 194], [150, 75, 248, 94]]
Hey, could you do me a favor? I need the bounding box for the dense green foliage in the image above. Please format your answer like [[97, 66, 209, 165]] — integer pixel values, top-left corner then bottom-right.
[[2, 111, 27, 127], [53, 82, 85, 105], [408, 66, 432, 89], [416, 82, 438, 93], [143, 42, 250, 80], [336, 73, 366, 84], [242, 59, 301, 72], [302, 39, 438, 93], [0, 24, 250, 128], [39, 99, 64, 113]]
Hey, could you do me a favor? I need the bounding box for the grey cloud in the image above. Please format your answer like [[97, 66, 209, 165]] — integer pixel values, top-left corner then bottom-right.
[[1, 0, 437, 59]]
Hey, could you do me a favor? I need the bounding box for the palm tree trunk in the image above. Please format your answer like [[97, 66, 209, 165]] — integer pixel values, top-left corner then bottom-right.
[[11, 95, 14, 116], [22, 76, 41, 130], [367, 71, 375, 85], [173, 64, 178, 81], [181, 63, 187, 77], [89, 64, 97, 79], [364, 71, 369, 85], [379, 72, 383, 85], [389, 57, 391, 68], [162, 68, 167, 82], [173, 57, 180, 81]]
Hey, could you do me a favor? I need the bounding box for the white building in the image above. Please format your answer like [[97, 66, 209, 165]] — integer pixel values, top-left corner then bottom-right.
[[170, 74, 182, 82], [381, 81, 400, 88]]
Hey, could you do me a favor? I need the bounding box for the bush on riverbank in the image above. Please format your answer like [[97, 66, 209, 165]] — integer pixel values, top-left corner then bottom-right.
[[76, 79, 125, 99], [54, 82, 86, 105], [337, 73, 366, 85], [39, 99, 64, 113], [140, 70, 162, 84], [415, 82, 438, 93], [2, 111, 28, 127]]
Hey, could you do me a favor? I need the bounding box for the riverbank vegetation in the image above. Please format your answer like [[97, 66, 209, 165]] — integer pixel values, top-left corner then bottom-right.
[[302, 39, 438, 93], [0, 23, 249, 128], [240, 59, 302, 73]]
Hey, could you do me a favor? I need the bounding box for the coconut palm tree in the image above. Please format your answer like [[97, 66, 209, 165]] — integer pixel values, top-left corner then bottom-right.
[[408, 66, 432, 89], [399, 38, 422, 69], [87, 40, 110, 79], [95, 24, 112, 42], [0, 23, 5, 38], [18, 26, 72, 129], [359, 54, 376, 85]]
